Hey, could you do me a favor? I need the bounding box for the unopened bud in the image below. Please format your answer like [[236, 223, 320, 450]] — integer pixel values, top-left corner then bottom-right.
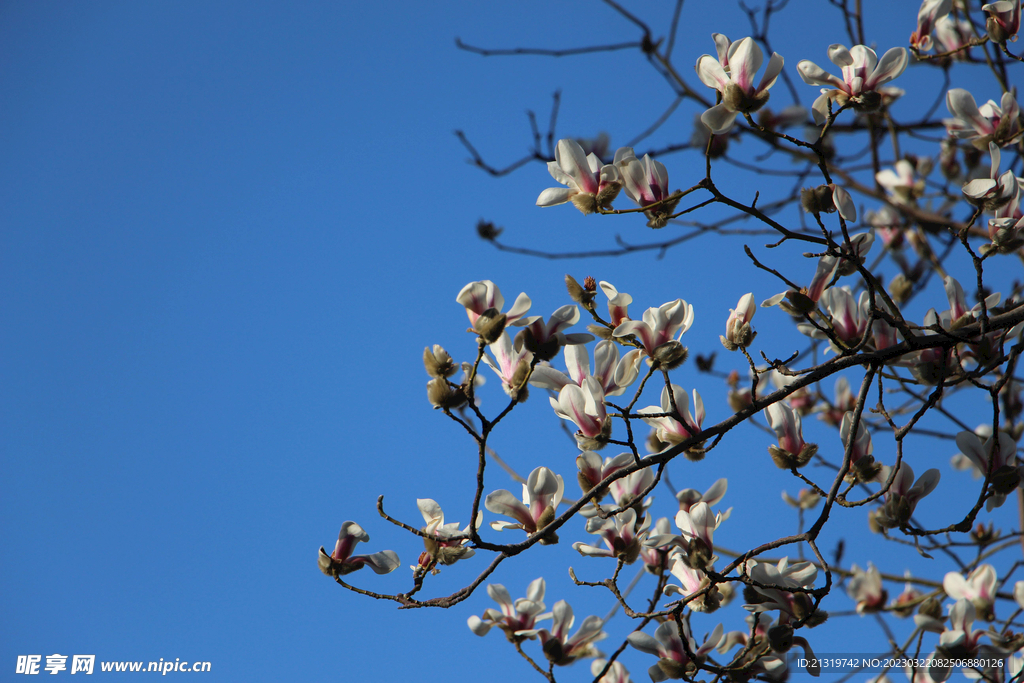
[[565, 274, 595, 307], [987, 15, 1010, 43], [656, 658, 689, 680], [684, 537, 713, 571], [652, 341, 688, 369], [991, 464, 1021, 494], [784, 290, 816, 315], [918, 597, 943, 620], [577, 419, 612, 451], [852, 90, 882, 112], [423, 344, 457, 378], [800, 185, 835, 215], [889, 274, 913, 304], [427, 378, 466, 410], [476, 219, 503, 241], [767, 624, 794, 652]]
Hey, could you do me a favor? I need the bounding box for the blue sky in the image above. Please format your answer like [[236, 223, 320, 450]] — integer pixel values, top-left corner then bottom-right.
[[3, 2, 1021, 682]]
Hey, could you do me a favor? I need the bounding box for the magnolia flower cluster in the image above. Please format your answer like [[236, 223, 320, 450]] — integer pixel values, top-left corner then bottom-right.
[[536, 139, 679, 227]]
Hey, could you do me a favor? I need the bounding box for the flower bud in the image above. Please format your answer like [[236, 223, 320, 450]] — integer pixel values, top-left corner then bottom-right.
[[651, 341, 688, 369], [656, 657, 693, 680], [784, 290, 816, 315], [767, 623, 794, 652], [889, 274, 913, 304], [852, 90, 882, 112], [987, 15, 1010, 43], [423, 344, 457, 378], [684, 537, 713, 571], [918, 597, 943, 620], [565, 274, 596, 307], [971, 522, 998, 545], [991, 464, 1022, 494], [800, 185, 835, 214], [427, 378, 466, 410]]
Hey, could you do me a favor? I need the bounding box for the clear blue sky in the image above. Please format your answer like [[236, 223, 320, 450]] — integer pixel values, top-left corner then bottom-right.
[[2, 2, 1019, 681]]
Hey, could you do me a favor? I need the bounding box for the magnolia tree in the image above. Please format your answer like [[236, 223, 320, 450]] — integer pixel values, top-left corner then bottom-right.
[[322, 1, 1024, 681]]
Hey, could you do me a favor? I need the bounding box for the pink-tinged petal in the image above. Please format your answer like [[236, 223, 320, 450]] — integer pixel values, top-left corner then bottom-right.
[[627, 631, 662, 656], [487, 583, 515, 612], [526, 577, 546, 604], [564, 343, 591, 386], [712, 33, 731, 65], [612, 319, 653, 349], [810, 91, 830, 125], [506, 292, 532, 323], [546, 160, 573, 186], [943, 276, 969, 321], [485, 489, 534, 527], [585, 152, 602, 176], [727, 37, 763, 92], [867, 47, 908, 88], [756, 52, 785, 95], [530, 364, 571, 391], [797, 60, 845, 88], [536, 187, 574, 207], [556, 139, 599, 194], [807, 254, 840, 302], [828, 44, 854, 67], [832, 185, 856, 221], [701, 104, 739, 134], [849, 45, 878, 73], [695, 55, 731, 91], [550, 600, 574, 640], [703, 478, 728, 506], [359, 550, 401, 574], [946, 89, 988, 132]]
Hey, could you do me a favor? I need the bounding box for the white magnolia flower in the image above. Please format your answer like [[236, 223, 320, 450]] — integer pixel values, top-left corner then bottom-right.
[[485, 466, 564, 541], [695, 35, 784, 133], [537, 139, 621, 214], [945, 88, 1023, 149], [798, 44, 909, 124], [318, 522, 400, 577], [468, 578, 551, 639]]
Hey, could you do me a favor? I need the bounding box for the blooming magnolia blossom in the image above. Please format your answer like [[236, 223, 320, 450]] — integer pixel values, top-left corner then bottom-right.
[[591, 659, 632, 683], [663, 554, 723, 612], [928, 599, 998, 681], [934, 16, 975, 56], [468, 578, 551, 641], [550, 376, 610, 450], [627, 620, 723, 682], [599, 280, 632, 327], [483, 332, 534, 400], [798, 286, 872, 351], [797, 44, 909, 124], [890, 571, 923, 618], [944, 564, 998, 620], [874, 463, 941, 529], [721, 292, 756, 350], [953, 429, 1021, 509], [613, 299, 694, 365], [607, 467, 657, 512], [910, 0, 952, 52], [456, 279, 531, 328], [840, 411, 880, 482], [414, 498, 479, 569], [848, 562, 887, 613], [963, 142, 1020, 211], [761, 249, 841, 315], [318, 521, 400, 577], [675, 478, 728, 512], [744, 558, 824, 630], [517, 304, 593, 361], [983, 0, 1021, 42], [764, 400, 817, 468], [572, 508, 650, 563], [876, 159, 926, 205], [716, 614, 789, 679], [945, 88, 1023, 149], [575, 450, 634, 495], [520, 600, 607, 666], [536, 139, 620, 215], [639, 385, 705, 448], [695, 35, 784, 133], [818, 376, 856, 426], [486, 466, 564, 541], [530, 340, 641, 398], [613, 147, 678, 228]]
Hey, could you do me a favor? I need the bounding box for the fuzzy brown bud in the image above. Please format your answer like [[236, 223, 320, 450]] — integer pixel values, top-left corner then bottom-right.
[[651, 341, 688, 369], [565, 274, 595, 307], [800, 185, 835, 215], [423, 344, 457, 378], [767, 624, 794, 653], [474, 308, 507, 345], [918, 597, 943, 620], [427, 378, 466, 410], [476, 219, 503, 241]]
